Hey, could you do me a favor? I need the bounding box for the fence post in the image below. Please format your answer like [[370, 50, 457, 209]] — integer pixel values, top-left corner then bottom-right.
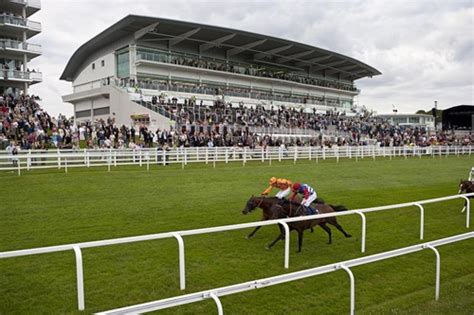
[[27, 150, 31, 171], [65, 158, 68, 174], [57, 148, 61, 169], [107, 151, 111, 172], [171, 232, 186, 290], [184, 149, 188, 166], [278, 220, 290, 269], [424, 245, 441, 301], [243, 147, 247, 167], [213, 148, 217, 168], [225, 148, 229, 164], [17, 158, 21, 176], [336, 147, 340, 163], [261, 147, 264, 163], [322, 147, 326, 160], [73, 246, 85, 311], [459, 196, 470, 228], [414, 203, 425, 240], [355, 211, 366, 253], [86, 151, 90, 168], [340, 265, 355, 315], [206, 148, 209, 164], [309, 146, 312, 160], [294, 146, 297, 165], [209, 292, 224, 315], [139, 150, 143, 167]]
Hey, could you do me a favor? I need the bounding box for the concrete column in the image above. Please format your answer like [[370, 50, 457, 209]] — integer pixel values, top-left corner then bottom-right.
[[91, 99, 95, 122], [129, 44, 137, 82]]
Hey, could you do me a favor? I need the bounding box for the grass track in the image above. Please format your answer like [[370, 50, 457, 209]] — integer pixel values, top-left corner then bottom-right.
[[0, 155, 473, 314]]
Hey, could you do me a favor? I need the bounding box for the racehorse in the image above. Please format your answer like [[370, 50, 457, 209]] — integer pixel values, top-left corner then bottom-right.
[[266, 200, 352, 252], [242, 196, 315, 239], [242, 196, 351, 252], [458, 180, 474, 213]]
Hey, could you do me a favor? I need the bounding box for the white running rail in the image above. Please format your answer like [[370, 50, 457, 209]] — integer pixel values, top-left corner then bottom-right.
[[0, 194, 472, 311], [0, 145, 472, 175], [97, 232, 474, 315]]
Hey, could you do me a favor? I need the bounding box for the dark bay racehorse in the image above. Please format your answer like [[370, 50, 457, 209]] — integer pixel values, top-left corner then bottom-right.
[[242, 196, 314, 239], [267, 200, 352, 252], [242, 196, 351, 252], [458, 180, 474, 212]]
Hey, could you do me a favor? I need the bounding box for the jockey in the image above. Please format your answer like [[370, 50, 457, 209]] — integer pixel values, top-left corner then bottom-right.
[[290, 182, 318, 215], [261, 177, 293, 199]]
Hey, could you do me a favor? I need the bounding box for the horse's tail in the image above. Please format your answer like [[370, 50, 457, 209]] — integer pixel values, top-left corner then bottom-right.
[[329, 204, 348, 212]]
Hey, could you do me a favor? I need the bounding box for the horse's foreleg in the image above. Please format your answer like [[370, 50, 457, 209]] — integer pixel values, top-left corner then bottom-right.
[[319, 223, 332, 244], [246, 226, 262, 239], [329, 219, 352, 238], [461, 200, 467, 213], [297, 230, 304, 253], [266, 233, 284, 250]]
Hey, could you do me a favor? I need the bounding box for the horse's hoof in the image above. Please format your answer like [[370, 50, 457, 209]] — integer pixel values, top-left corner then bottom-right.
[[327, 242, 332, 245], [246, 236, 252, 240], [265, 246, 271, 250], [346, 234, 352, 238]]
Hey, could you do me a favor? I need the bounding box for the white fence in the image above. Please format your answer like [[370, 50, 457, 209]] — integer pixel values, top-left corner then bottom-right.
[[0, 145, 472, 175], [0, 193, 471, 312], [98, 232, 473, 315]]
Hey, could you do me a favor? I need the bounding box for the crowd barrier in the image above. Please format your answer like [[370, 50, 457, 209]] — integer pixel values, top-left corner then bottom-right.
[[0, 145, 472, 175], [0, 193, 471, 311]]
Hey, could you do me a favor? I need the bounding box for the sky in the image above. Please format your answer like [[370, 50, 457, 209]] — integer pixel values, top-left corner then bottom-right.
[[27, 0, 474, 116]]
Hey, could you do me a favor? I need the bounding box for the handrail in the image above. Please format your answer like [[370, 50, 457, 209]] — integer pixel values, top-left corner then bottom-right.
[[97, 232, 473, 315]]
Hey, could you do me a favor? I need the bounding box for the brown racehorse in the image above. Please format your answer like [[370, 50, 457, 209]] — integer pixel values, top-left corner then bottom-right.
[[242, 196, 314, 239], [266, 200, 352, 252], [458, 180, 474, 212], [242, 196, 351, 252]]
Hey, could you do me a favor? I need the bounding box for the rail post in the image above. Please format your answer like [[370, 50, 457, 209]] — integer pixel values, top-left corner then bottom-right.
[[17, 158, 21, 176], [27, 150, 31, 171], [355, 211, 366, 253], [57, 148, 61, 169], [339, 264, 355, 315], [309, 146, 312, 160], [459, 195, 470, 228], [294, 146, 297, 165], [424, 245, 441, 301], [213, 148, 217, 168], [172, 232, 186, 290], [278, 220, 290, 269], [225, 148, 229, 164], [209, 292, 223, 315], [65, 158, 68, 174], [414, 203, 425, 240], [107, 151, 111, 172], [205, 148, 209, 164], [261, 147, 264, 163], [336, 147, 340, 163], [73, 246, 85, 311]]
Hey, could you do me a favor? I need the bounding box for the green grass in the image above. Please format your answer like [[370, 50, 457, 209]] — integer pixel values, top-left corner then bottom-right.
[[0, 155, 473, 314]]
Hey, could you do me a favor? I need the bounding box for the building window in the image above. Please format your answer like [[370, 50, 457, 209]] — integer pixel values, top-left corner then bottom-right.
[[93, 107, 110, 116], [92, 63, 95, 70], [76, 109, 91, 118], [409, 117, 420, 123], [101, 60, 105, 67], [116, 49, 130, 78]]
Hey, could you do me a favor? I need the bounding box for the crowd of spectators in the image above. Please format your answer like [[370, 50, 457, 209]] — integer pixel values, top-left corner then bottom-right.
[[1, 94, 473, 153], [167, 54, 358, 92]]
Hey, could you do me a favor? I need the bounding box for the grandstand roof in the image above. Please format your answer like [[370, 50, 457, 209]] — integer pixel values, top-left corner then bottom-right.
[[60, 15, 382, 81]]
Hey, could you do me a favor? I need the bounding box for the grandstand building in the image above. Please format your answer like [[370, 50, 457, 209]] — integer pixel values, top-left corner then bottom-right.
[[61, 15, 381, 129], [0, 0, 42, 95]]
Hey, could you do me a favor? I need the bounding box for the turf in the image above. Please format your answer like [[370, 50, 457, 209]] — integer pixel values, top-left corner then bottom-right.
[[0, 155, 473, 314]]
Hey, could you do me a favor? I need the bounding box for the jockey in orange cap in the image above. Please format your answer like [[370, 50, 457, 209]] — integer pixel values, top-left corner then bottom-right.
[[290, 182, 318, 215], [262, 177, 293, 199]]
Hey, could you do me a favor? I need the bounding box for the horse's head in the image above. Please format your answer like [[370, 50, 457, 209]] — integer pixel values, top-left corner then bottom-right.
[[459, 180, 472, 194], [242, 196, 259, 215]]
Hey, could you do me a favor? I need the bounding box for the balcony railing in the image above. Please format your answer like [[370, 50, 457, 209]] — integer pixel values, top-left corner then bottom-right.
[[0, 14, 41, 32], [26, 19, 41, 31], [0, 69, 42, 81], [0, 39, 41, 53]]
